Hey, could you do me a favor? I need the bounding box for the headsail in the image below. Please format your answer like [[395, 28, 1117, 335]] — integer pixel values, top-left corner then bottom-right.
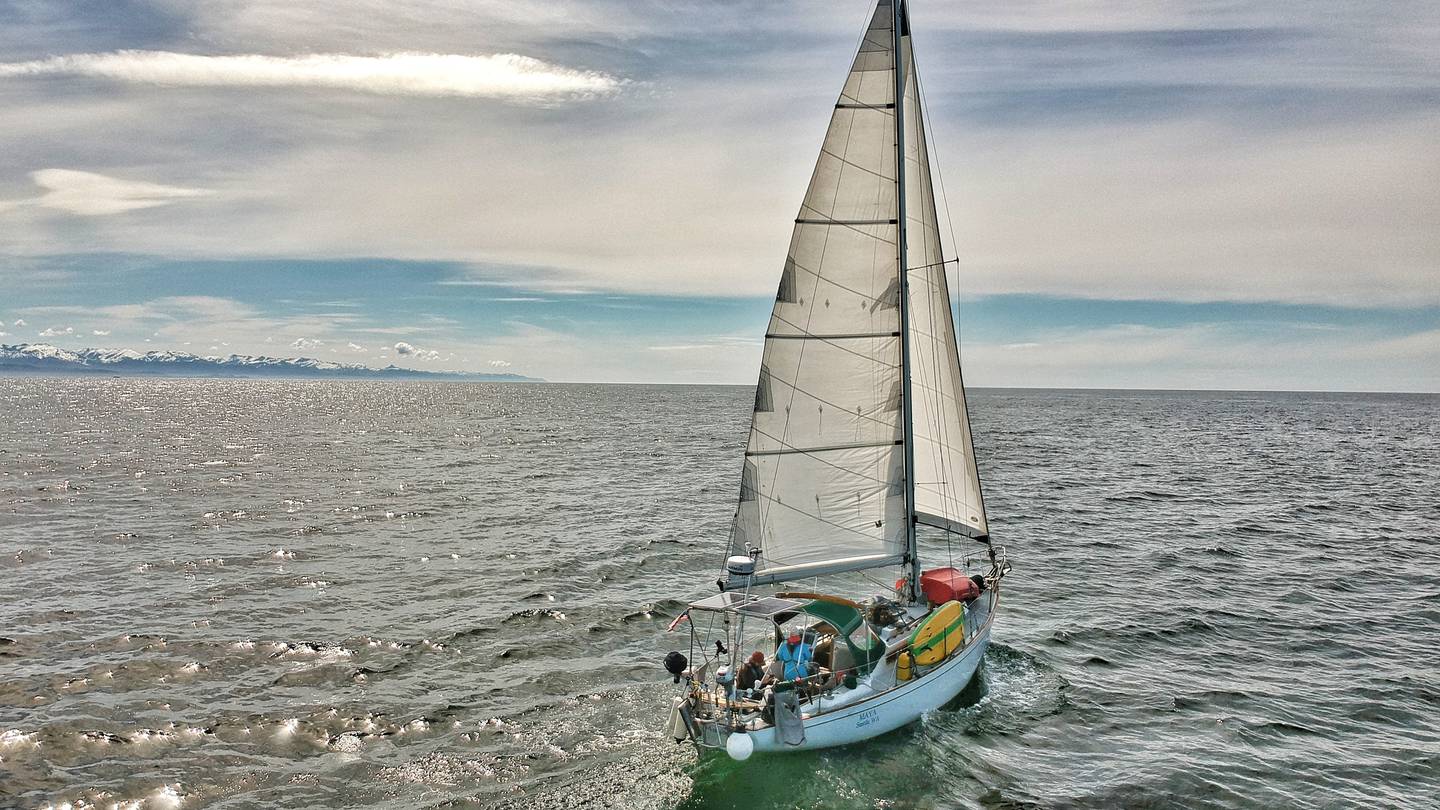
[[900, 31, 989, 540], [727, 0, 986, 589]]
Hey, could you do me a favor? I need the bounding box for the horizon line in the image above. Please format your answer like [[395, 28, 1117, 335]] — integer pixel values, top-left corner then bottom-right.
[[2, 370, 1434, 396]]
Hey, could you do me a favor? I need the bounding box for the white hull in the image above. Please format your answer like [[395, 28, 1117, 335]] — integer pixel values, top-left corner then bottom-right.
[[687, 589, 998, 756], [750, 624, 988, 753]]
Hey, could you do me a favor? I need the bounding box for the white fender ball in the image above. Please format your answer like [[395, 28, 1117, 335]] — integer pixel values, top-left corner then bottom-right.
[[725, 731, 754, 761]]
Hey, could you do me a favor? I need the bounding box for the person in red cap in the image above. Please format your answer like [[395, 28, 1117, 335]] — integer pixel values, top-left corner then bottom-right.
[[737, 650, 767, 693], [773, 628, 813, 682]]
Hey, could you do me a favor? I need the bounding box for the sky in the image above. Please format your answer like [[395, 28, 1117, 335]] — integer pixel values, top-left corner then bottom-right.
[[0, 0, 1437, 390]]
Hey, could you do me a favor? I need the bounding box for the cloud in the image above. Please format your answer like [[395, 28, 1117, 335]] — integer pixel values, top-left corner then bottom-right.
[[290, 337, 323, 349], [393, 341, 439, 360], [14, 319, 27, 327], [1340, 327, 1440, 364], [0, 3, 1434, 308], [949, 118, 1440, 308], [346, 342, 367, 352], [92, 329, 111, 335], [488, 359, 512, 368], [11, 169, 212, 216], [39, 325, 74, 337], [0, 51, 620, 102], [26, 296, 252, 324], [965, 321, 1440, 392]]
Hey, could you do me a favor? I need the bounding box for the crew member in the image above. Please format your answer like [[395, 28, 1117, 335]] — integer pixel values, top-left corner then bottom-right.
[[737, 650, 767, 693], [774, 630, 812, 682]]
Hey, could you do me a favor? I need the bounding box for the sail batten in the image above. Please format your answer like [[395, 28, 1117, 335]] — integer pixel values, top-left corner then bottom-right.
[[746, 438, 903, 458], [764, 332, 901, 340], [727, 0, 987, 590]]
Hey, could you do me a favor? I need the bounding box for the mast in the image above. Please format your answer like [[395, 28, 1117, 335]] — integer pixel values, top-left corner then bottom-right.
[[893, 0, 920, 601]]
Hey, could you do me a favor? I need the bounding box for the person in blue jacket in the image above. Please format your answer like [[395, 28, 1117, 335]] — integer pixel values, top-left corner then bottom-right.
[[773, 630, 813, 682]]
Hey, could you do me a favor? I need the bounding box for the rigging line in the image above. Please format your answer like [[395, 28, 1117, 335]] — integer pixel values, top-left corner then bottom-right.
[[858, 566, 894, 593], [907, 258, 959, 272]]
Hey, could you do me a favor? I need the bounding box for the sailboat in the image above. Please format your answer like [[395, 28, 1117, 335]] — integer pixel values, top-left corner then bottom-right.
[[660, 0, 1010, 758]]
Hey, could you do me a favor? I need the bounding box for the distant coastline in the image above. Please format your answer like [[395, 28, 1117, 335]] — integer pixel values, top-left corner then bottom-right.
[[0, 343, 542, 382]]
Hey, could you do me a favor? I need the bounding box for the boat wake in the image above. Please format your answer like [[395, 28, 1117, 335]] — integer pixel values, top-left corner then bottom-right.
[[923, 643, 1067, 736]]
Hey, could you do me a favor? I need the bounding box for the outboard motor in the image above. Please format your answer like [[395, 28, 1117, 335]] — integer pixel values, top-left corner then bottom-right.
[[663, 651, 688, 684]]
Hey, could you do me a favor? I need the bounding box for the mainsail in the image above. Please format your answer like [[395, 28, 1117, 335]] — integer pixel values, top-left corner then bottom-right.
[[728, 0, 985, 589]]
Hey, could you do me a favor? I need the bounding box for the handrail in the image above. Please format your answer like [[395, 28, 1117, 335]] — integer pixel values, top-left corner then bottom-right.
[[698, 591, 1004, 722], [773, 591, 864, 610]]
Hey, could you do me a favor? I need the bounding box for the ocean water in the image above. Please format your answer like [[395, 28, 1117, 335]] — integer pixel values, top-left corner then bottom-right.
[[2, 377, 1437, 809]]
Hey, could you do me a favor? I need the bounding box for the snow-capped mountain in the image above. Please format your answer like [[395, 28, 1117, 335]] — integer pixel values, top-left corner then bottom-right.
[[0, 344, 540, 382]]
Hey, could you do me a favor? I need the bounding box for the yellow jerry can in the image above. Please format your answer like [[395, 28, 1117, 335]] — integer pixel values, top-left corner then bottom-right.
[[896, 651, 913, 682]]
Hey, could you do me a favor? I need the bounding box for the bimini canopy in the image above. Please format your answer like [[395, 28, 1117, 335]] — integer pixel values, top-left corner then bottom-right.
[[781, 599, 864, 637], [778, 599, 884, 676]]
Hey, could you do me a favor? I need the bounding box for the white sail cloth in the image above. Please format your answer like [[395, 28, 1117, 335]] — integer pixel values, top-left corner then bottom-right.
[[900, 33, 988, 540], [729, 0, 985, 588]]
